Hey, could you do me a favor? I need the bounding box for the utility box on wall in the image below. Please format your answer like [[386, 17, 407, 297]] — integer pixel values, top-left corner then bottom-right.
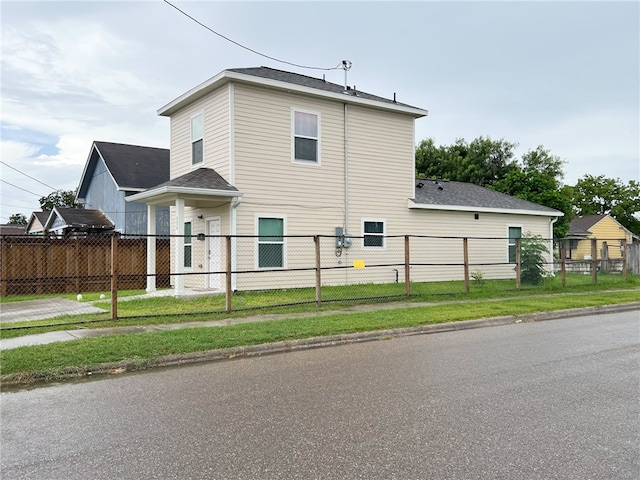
[[335, 227, 352, 248]]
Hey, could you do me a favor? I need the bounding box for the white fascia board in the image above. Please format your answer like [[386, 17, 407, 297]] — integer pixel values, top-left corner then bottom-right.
[[126, 186, 243, 203], [158, 70, 429, 118], [408, 199, 564, 217]]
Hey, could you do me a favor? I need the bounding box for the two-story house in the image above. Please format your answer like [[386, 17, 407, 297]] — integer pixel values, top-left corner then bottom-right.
[[76, 141, 171, 235], [128, 66, 562, 294]]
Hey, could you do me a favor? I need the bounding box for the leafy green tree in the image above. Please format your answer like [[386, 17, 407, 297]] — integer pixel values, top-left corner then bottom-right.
[[39, 189, 83, 211], [520, 232, 549, 285], [8, 213, 28, 225], [571, 175, 640, 235], [415, 136, 518, 186], [493, 147, 572, 238]]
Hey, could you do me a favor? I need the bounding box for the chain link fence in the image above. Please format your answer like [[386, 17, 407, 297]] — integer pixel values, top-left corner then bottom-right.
[[1, 233, 635, 324]]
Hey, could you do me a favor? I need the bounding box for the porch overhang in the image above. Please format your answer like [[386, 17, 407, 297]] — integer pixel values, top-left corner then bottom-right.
[[126, 186, 243, 207]]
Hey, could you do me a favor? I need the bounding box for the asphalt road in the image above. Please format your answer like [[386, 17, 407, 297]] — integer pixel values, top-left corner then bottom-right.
[[1, 310, 638, 479]]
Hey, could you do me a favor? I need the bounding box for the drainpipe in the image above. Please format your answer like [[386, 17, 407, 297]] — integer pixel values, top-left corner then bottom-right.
[[344, 103, 349, 234]]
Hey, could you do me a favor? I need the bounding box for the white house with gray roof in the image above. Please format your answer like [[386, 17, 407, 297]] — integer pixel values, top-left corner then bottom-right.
[[128, 66, 562, 293]]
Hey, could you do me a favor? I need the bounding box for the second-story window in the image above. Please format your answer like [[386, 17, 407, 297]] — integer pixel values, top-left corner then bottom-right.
[[293, 110, 319, 163], [191, 113, 204, 165]]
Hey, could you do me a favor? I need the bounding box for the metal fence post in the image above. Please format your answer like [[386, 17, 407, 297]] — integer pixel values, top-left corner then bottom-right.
[[560, 240, 566, 287], [404, 235, 411, 297], [111, 233, 119, 321], [315, 235, 322, 307], [463, 237, 470, 293], [591, 238, 598, 284], [515, 237, 521, 290]]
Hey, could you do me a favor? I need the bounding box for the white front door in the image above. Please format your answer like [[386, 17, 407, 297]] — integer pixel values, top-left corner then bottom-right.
[[207, 218, 222, 290]]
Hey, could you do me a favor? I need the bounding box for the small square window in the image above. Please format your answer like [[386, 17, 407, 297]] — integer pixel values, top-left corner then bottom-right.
[[364, 220, 385, 248]]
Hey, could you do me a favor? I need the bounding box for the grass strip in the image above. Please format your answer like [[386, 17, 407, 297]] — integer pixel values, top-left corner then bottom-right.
[[1, 290, 638, 385]]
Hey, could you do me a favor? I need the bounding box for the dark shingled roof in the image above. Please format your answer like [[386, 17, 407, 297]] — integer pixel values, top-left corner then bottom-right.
[[227, 67, 419, 109], [568, 214, 606, 236], [33, 211, 50, 225], [413, 179, 562, 214], [93, 141, 170, 190], [52, 208, 114, 229], [0, 224, 26, 235], [151, 168, 238, 192]]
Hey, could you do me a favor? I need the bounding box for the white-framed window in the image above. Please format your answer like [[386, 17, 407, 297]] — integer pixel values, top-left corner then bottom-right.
[[363, 219, 385, 248], [191, 113, 204, 165], [508, 226, 522, 263], [257, 215, 285, 268], [184, 221, 193, 268], [292, 109, 320, 163]]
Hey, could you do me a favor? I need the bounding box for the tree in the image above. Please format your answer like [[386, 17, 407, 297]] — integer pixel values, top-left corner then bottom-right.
[[415, 136, 518, 186], [8, 213, 28, 225], [39, 190, 83, 211], [521, 145, 565, 180], [493, 169, 572, 238], [571, 175, 640, 236]]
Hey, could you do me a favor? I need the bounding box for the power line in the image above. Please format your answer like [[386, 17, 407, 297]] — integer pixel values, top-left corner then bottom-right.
[[0, 160, 58, 191], [163, 0, 343, 72], [0, 179, 44, 197]]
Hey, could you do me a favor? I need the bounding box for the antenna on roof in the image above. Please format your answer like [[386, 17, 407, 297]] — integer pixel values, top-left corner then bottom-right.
[[342, 60, 352, 90]]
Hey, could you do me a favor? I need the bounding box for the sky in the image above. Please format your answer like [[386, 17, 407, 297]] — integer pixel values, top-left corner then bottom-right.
[[1, 0, 639, 222]]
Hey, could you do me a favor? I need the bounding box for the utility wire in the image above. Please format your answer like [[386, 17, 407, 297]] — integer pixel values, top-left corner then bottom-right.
[[0, 160, 58, 191], [0, 179, 44, 197], [163, 0, 343, 71]]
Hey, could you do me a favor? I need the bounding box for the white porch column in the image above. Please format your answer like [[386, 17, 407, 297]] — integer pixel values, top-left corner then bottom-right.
[[146, 205, 157, 292], [175, 198, 185, 296]]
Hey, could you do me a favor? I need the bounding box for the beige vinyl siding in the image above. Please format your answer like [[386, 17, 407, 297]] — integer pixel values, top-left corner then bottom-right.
[[169, 85, 230, 180], [233, 83, 345, 236]]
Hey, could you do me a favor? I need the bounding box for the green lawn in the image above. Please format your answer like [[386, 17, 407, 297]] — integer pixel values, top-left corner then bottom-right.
[[1, 286, 638, 385]]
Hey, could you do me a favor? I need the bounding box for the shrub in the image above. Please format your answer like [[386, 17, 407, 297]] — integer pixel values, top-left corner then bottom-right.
[[521, 232, 549, 285]]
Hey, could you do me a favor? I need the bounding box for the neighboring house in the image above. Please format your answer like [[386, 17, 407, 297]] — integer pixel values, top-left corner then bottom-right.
[[128, 66, 563, 293], [44, 207, 114, 237], [566, 214, 635, 261], [0, 224, 26, 236], [25, 211, 50, 235], [76, 141, 170, 235]]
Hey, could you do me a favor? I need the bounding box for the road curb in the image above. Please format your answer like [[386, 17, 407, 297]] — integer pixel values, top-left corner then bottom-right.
[[3, 302, 638, 388]]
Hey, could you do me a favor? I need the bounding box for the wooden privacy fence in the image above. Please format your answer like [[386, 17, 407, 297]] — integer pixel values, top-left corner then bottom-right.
[[0, 236, 170, 296]]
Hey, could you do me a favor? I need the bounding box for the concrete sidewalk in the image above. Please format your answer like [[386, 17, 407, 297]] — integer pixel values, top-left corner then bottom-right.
[[2, 300, 639, 351]]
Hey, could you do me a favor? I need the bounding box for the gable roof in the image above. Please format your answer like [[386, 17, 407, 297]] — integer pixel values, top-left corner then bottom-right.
[[77, 141, 170, 199], [45, 207, 114, 231], [568, 214, 607, 236], [26, 211, 50, 234], [410, 179, 563, 217], [158, 66, 429, 118]]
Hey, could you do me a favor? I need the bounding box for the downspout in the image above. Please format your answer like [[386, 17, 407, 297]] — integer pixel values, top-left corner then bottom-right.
[[344, 103, 349, 234]]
